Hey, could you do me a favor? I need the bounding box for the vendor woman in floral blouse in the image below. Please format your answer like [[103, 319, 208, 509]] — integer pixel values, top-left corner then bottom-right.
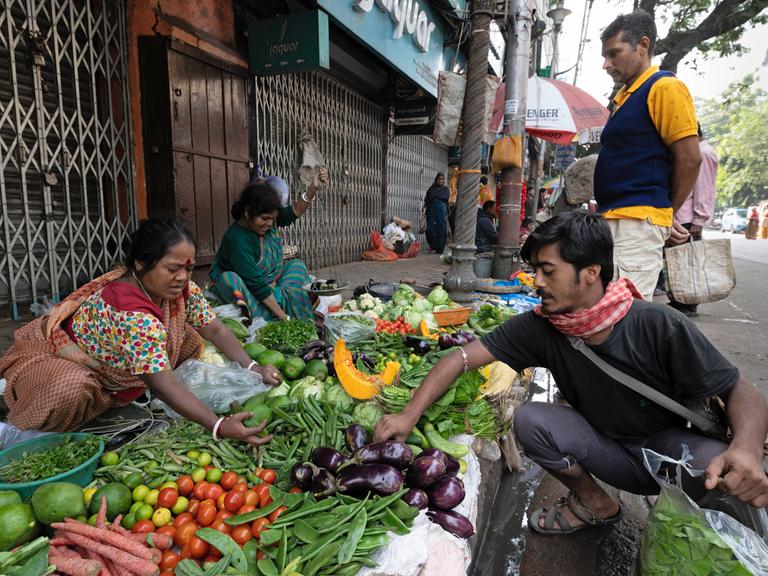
[[210, 169, 329, 322], [0, 218, 280, 440]]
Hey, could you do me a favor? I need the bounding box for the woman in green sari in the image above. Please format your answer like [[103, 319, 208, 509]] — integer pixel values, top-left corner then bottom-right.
[[211, 169, 328, 321]]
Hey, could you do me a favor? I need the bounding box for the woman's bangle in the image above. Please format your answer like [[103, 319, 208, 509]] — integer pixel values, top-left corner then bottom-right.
[[301, 191, 313, 203], [246, 360, 258, 371], [212, 416, 228, 441], [458, 346, 469, 373]]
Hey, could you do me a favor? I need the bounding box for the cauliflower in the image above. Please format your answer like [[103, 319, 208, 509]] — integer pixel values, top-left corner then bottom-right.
[[343, 300, 359, 312], [358, 293, 377, 312], [363, 310, 378, 319]]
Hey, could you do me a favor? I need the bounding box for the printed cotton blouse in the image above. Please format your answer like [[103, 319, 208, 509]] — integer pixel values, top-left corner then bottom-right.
[[66, 280, 215, 375]]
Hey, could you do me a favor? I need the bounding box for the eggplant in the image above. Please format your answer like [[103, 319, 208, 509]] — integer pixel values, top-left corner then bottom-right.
[[402, 489, 429, 510], [438, 333, 456, 350], [407, 455, 446, 489], [456, 330, 476, 343], [357, 352, 376, 371], [336, 464, 404, 496], [302, 349, 321, 363], [348, 441, 414, 469], [426, 476, 465, 510], [310, 447, 348, 473], [427, 509, 474, 538], [324, 345, 335, 359], [420, 448, 460, 477], [290, 462, 314, 490], [404, 336, 432, 356], [301, 339, 326, 352], [310, 465, 336, 498], [345, 424, 368, 452]]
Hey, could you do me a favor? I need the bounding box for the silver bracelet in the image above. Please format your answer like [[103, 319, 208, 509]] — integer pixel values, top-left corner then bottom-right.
[[212, 416, 227, 441], [458, 346, 469, 373], [301, 191, 313, 203], [246, 360, 258, 371]]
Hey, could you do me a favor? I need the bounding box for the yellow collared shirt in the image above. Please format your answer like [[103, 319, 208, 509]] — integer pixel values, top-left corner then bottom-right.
[[602, 66, 698, 227]]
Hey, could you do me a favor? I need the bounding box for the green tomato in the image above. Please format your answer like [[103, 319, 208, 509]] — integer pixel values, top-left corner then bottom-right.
[[132, 485, 150, 502], [143, 490, 159, 507], [171, 496, 189, 515], [121, 512, 137, 530], [129, 501, 144, 514], [205, 468, 223, 483], [123, 471, 143, 490], [135, 503, 154, 521], [196, 452, 212, 467], [191, 467, 206, 483], [159, 481, 179, 491], [186, 450, 201, 460], [143, 460, 159, 472], [101, 451, 119, 466]]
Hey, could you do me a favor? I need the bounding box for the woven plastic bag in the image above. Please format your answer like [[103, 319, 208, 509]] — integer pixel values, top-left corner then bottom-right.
[[634, 446, 768, 575], [492, 135, 523, 171], [665, 239, 735, 305]]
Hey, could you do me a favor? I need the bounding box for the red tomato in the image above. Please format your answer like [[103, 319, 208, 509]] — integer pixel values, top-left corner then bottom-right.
[[206, 546, 222, 560], [288, 487, 302, 494], [216, 493, 227, 511], [173, 512, 194, 528], [224, 491, 245, 512], [231, 525, 253, 545], [131, 519, 155, 534], [231, 481, 248, 494], [243, 490, 259, 507], [237, 504, 256, 515], [192, 481, 209, 501], [220, 471, 238, 491], [159, 550, 181, 571], [204, 483, 224, 501], [174, 522, 198, 547], [258, 469, 277, 485], [196, 502, 217, 527], [269, 505, 288, 523], [214, 509, 233, 522], [250, 517, 271, 538], [177, 475, 194, 496], [210, 518, 232, 535], [156, 525, 176, 539], [187, 498, 200, 517], [157, 488, 179, 509], [254, 483, 272, 508], [187, 535, 209, 559]]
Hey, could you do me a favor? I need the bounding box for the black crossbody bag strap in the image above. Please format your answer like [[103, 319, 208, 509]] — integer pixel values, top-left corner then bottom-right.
[[566, 336, 719, 434]]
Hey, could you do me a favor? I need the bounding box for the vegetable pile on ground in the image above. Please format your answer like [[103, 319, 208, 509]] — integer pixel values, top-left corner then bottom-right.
[[289, 423, 474, 539]]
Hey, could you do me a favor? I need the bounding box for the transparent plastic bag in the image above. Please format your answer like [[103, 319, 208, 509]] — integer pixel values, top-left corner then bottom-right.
[[0, 422, 55, 450], [635, 446, 768, 575], [323, 312, 376, 345], [30, 295, 56, 317], [153, 360, 269, 418]]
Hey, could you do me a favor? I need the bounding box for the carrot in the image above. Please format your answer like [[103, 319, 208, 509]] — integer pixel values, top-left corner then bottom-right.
[[48, 552, 101, 576], [51, 538, 77, 548], [96, 495, 108, 528], [84, 549, 112, 576], [112, 514, 123, 527], [53, 522, 161, 563], [105, 523, 133, 537], [51, 531, 160, 576]]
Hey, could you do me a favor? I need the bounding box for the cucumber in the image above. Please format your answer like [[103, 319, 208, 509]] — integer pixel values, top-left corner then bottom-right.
[[422, 423, 469, 459], [406, 426, 429, 448], [222, 317, 249, 340], [406, 443, 423, 456]]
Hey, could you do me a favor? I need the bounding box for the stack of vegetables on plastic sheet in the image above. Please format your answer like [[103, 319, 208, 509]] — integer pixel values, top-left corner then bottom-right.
[[0, 284, 529, 576]]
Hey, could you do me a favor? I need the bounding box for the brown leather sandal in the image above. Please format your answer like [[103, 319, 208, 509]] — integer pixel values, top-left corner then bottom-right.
[[529, 491, 623, 535]]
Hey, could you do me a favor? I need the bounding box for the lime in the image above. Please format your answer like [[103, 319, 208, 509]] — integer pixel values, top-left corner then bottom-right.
[[159, 481, 179, 491], [0, 503, 36, 551], [205, 468, 223, 483], [121, 512, 137, 530], [281, 356, 306, 380], [152, 507, 172, 527], [197, 452, 212, 467], [171, 496, 189, 515], [256, 350, 286, 370], [30, 482, 87, 525], [187, 450, 201, 460], [132, 485, 150, 502], [243, 403, 272, 427], [0, 490, 22, 509], [135, 504, 154, 522], [83, 487, 98, 507], [100, 451, 119, 466], [123, 472, 143, 490], [129, 501, 144, 514], [144, 489, 159, 507], [87, 513, 99, 526], [304, 359, 329, 381], [244, 342, 267, 360], [88, 482, 132, 521], [191, 467, 206, 483]]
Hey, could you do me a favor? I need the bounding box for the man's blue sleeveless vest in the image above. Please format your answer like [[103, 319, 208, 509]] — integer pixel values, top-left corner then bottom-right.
[[594, 71, 675, 212]]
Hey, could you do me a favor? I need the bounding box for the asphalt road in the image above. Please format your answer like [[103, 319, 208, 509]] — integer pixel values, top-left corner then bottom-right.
[[667, 230, 768, 394]]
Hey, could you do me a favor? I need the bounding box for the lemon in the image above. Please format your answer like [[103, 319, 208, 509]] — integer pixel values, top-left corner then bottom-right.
[[83, 487, 98, 507], [151, 507, 172, 527], [143, 489, 159, 507]]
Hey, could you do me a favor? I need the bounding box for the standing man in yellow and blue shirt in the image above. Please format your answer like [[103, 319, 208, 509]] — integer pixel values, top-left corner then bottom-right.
[[594, 10, 702, 301]]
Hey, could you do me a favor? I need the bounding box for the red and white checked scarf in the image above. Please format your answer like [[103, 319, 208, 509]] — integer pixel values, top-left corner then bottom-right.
[[534, 278, 642, 337]]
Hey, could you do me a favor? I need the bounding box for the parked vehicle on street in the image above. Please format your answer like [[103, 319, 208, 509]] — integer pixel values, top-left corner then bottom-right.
[[719, 208, 748, 233]]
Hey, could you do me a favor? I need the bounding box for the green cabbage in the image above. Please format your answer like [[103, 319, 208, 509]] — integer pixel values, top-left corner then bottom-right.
[[427, 286, 451, 305], [267, 382, 290, 398], [288, 376, 325, 400], [323, 382, 355, 411], [412, 299, 433, 313], [352, 401, 384, 432]]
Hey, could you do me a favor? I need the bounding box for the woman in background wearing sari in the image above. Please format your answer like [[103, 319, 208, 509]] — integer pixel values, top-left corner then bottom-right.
[[423, 172, 450, 253], [211, 169, 329, 321]]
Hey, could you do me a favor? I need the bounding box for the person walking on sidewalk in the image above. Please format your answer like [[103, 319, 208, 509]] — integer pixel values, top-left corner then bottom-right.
[[375, 210, 768, 534], [423, 172, 450, 253], [746, 207, 760, 240], [594, 10, 702, 301], [666, 125, 718, 316]]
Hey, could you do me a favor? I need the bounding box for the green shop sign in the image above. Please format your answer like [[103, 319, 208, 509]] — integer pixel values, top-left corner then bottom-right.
[[317, 0, 446, 96], [248, 11, 330, 75]]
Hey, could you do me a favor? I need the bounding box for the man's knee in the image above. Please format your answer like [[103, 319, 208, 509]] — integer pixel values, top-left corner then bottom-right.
[[514, 402, 556, 451]]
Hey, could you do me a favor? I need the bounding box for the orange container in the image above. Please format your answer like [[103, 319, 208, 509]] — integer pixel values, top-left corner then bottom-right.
[[432, 307, 472, 327]]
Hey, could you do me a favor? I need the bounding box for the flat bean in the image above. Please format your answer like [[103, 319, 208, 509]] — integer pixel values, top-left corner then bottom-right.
[[293, 519, 319, 544], [338, 508, 367, 564], [270, 499, 336, 528], [225, 494, 287, 525]]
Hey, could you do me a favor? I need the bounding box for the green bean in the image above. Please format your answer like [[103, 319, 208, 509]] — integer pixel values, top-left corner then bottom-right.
[[338, 508, 367, 564], [277, 527, 288, 573], [365, 488, 408, 517], [257, 556, 278, 576], [304, 540, 343, 576], [196, 529, 247, 571], [269, 499, 336, 528], [292, 519, 319, 544]]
